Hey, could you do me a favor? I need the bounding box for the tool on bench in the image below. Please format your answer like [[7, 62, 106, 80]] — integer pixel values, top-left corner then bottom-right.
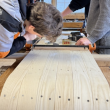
[[30, 32, 110, 53], [32, 43, 110, 53], [25, 43, 33, 51], [68, 31, 83, 42], [62, 39, 72, 45]]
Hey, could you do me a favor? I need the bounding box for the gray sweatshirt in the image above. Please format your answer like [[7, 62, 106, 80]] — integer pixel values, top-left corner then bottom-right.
[[87, 0, 110, 44]]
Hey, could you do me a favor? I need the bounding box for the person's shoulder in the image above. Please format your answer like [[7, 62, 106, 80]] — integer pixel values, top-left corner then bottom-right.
[[0, 0, 25, 21], [0, 0, 19, 17]]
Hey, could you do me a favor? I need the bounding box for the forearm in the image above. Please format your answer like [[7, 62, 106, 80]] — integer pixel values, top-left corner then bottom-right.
[[6, 36, 26, 57], [87, 0, 110, 44], [61, 6, 73, 17]]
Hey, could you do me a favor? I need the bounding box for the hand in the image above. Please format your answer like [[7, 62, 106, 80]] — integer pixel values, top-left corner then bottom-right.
[[24, 32, 37, 42], [75, 37, 92, 45]]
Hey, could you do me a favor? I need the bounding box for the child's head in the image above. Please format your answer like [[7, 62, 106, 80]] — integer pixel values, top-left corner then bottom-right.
[[25, 2, 62, 42]]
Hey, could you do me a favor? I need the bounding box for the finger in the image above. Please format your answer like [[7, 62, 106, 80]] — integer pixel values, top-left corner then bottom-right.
[[80, 42, 85, 45], [76, 40, 81, 45]]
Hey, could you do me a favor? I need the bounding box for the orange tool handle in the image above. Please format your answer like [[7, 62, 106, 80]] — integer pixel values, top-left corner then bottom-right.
[[89, 43, 96, 53], [28, 0, 30, 4], [25, 43, 32, 51]]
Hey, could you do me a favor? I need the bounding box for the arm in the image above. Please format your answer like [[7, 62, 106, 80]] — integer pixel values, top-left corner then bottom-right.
[[6, 32, 37, 57], [6, 36, 26, 57], [61, 7, 73, 17], [76, 0, 110, 45], [87, 0, 110, 44], [61, 0, 90, 17]]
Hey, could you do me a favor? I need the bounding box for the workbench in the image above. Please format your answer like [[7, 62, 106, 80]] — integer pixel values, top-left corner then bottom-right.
[[0, 32, 110, 110], [0, 52, 110, 95], [0, 34, 110, 96], [63, 13, 85, 33], [0, 48, 110, 110]]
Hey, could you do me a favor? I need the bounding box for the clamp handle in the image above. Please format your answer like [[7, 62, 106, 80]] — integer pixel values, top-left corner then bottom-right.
[[25, 43, 32, 51], [89, 43, 96, 53]]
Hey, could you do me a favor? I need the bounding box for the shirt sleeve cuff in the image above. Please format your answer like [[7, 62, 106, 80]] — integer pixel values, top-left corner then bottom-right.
[[87, 36, 97, 44]]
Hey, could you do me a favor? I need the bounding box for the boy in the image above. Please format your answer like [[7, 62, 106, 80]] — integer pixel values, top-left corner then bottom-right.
[[76, 0, 110, 54], [0, 0, 62, 58]]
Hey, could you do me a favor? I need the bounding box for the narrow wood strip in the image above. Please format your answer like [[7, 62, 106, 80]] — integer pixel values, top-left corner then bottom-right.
[[17, 50, 51, 110], [71, 51, 93, 110], [63, 22, 83, 28], [55, 50, 74, 110], [63, 13, 85, 19], [93, 54, 110, 67], [81, 51, 110, 110], [0, 61, 18, 95], [35, 47, 88, 51], [35, 50, 58, 110], [100, 67, 110, 87]]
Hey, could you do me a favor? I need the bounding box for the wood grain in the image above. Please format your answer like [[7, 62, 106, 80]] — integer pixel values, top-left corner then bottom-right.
[[0, 54, 27, 95], [63, 22, 83, 28], [70, 51, 93, 110], [0, 50, 110, 110], [93, 54, 110, 67], [82, 51, 110, 110], [63, 13, 85, 20], [55, 50, 74, 110], [0, 59, 16, 67], [0, 60, 17, 95], [100, 67, 110, 86]]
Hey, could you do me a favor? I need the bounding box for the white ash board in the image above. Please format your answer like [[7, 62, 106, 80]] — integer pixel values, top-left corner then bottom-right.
[[0, 50, 110, 110]]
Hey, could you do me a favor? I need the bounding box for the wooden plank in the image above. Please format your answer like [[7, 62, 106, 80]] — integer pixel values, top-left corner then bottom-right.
[[17, 50, 56, 110], [0, 59, 16, 76], [63, 22, 83, 28], [0, 54, 27, 95], [6, 53, 28, 60], [35, 47, 88, 51], [0, 59, 16, 67], [55, 50, 74, 110], [35, 50, 58, 110], [70, 51, 93, 110], [0, 50, 110, 110], [0, 52, 37, 110], [93, 54, 110, 67], [63, 13, 85, 20], [100, 67, 110, 86], [81, 51, 110, 110]]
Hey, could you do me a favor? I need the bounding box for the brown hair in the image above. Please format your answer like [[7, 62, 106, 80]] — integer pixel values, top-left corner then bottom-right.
[[29, 2, 62, 42]]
